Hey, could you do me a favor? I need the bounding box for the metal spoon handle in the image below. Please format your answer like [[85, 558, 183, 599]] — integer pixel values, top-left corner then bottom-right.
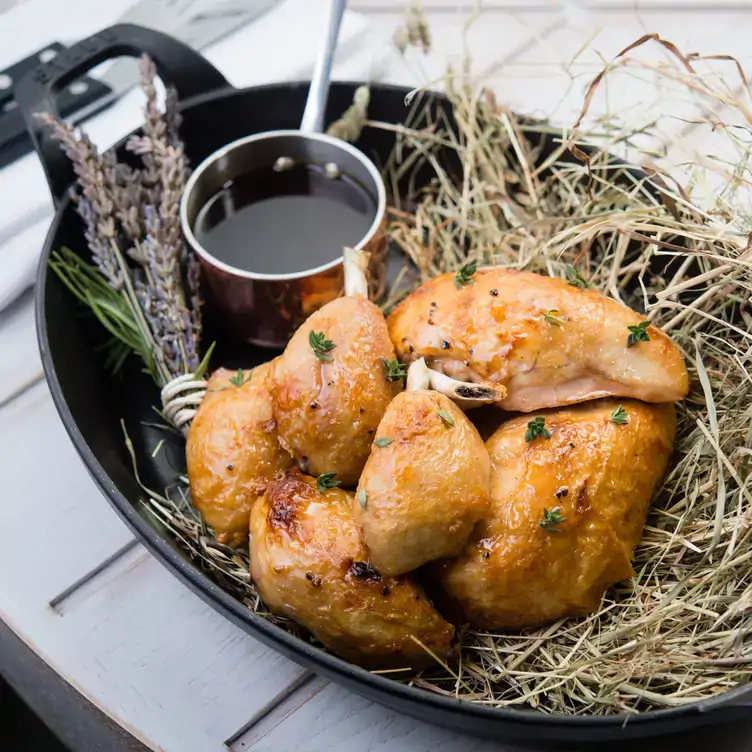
[[299, 0, 347, 133]]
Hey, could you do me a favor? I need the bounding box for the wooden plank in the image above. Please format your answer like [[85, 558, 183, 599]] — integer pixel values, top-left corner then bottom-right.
[[0, 384, 306, 751], [364, 9, 562, 92], [483, 9, 752, 162], [237, 678, 517, 752]]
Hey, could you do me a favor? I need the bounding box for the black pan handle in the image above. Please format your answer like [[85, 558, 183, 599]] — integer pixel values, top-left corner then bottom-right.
[[13, 23, 230, 206]]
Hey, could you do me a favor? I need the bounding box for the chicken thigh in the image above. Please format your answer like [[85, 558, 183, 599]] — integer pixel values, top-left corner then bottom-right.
[[250, 469, 454, 668], [388, 267, 689, 412], [438, 399, 676, 629], [272, 249, 402, 486], [355, 359, 492, 575], [186, 363, 292, 548]]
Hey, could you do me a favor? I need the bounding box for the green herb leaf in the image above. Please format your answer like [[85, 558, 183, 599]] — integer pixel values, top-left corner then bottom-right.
[[454, 260, 477, 288], [539, 506, 566, 532], [317, 472, 341, 492], [309, 330, 336, 361], [374, 437, 393, 447], [626, 320, 651, 347], [565, 264, 591, 290], [543, 309, 566, 327], [229, 368, 253, 387], [437, 409, 455, 426], [382, 358, 407, 382], [357, 488, 368, 510], [525, 416, 552, 442], [610, 405, 629, 424]]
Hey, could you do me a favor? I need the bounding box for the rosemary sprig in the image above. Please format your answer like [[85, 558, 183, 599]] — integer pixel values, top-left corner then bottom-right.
[[357, 488, 368, 510], [309, 331, 336, 362], [374, 437, 393, 447]]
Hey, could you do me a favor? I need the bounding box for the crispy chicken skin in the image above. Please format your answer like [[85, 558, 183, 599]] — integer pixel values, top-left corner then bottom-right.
[[272, 297, 402, 486], [250, 469, 454, 668], [186, 363, 292, 548], [355, 391, 491, 575], [438, 399, 676, 629], [388, 268, 689, 412]]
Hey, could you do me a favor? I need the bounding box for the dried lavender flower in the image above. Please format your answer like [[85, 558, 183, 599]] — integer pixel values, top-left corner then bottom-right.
[[394, 1, 431, 55], [326, 86, 370, 143], [42, 54, 202, 385]]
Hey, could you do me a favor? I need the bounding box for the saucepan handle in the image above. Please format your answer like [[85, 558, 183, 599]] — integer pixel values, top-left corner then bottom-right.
[[13, 23, 229, 205]]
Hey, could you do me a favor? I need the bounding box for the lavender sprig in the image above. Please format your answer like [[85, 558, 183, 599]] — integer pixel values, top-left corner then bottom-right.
[[42, 54, 202, 386]]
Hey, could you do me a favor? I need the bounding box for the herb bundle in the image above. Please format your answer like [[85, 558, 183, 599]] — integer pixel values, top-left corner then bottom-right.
[[44, 56, 207, 395]]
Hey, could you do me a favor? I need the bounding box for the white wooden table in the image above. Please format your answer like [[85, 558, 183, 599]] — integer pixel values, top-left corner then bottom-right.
[[2, 2, 752, 750]]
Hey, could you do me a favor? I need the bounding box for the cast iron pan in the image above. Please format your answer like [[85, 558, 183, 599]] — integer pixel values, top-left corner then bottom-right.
[[20, 23, 752, 745]]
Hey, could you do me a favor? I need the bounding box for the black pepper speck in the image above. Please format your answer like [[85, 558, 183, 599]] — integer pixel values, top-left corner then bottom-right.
[[555, 487, 569, 499], [482, 551, 490, 559], [441, 340, 451, 350], [359, 407, 365, 414], [227, 464, 234, 471], [490, 289, 499, 296], [310, 402, 318, 409], [381, 586, 390, 596]]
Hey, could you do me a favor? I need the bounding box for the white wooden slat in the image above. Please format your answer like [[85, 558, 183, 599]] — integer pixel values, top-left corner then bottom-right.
[[0, 383, 306, 751], [486, 9, 752, 159], [237, 678, 524, 752], [363, 9, 562, 93], [0, 291, 42, 408]]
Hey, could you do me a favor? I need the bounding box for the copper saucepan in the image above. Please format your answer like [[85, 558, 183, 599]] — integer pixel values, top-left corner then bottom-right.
[[180, 0, 387, 348]]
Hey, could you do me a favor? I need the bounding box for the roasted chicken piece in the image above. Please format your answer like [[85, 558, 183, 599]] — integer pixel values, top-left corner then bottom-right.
[[186, 363, 292, 547], [388, 267, 689, 412], [272, 249, 402, 486], [355, 359, 492, 575], [438, 399, 676, 629], [250, 469, 454, 668]]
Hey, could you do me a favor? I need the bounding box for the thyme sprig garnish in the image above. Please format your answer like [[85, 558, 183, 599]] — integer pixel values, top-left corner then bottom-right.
[[610, 405, 629, 424], [627, 320, 651, 347], [539, 506, 566, 532], [316, 472, 341, 492], [544, 309, 566, 327], [229, 369, 253, 388], [309, 331, 336, 362], [454, 260, 477, 288], [383, 358, 407, 381], [525, 416, 551, 442], [437, 409, 455, 426], [357, 488, 368, 509], [565, 264, 591, 290]]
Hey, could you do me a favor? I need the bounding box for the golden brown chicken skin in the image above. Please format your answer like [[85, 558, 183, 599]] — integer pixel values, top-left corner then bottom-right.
[[438, 399, 676, 630], [272, 297, 402, 487], [355, 391, 491, 576], [186, 363, 292, 548], [250, 469, 453, 668], [388, 268, 689, 412]]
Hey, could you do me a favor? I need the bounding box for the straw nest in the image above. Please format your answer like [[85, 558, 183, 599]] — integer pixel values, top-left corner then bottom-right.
[[136, 21, 752, 715]]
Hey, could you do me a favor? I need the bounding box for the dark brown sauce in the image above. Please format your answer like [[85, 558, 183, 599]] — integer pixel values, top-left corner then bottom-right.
[[193, 163, 377, 275]]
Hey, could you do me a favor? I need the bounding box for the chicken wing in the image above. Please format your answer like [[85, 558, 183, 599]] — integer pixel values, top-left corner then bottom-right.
[[272, 250, 402, 486], [186, 363, 292, 547], [438, 399, 676, 629], [250, 469, 454, 668], [388, 268, 689, 412], [355, 359, 491, 575]]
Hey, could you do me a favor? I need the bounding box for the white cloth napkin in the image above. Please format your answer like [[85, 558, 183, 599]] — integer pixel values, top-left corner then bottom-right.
[[0, 0, 395, 312]]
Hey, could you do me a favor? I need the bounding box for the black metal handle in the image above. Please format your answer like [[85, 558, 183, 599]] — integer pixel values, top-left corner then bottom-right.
[[13, 23, 230, 206]]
